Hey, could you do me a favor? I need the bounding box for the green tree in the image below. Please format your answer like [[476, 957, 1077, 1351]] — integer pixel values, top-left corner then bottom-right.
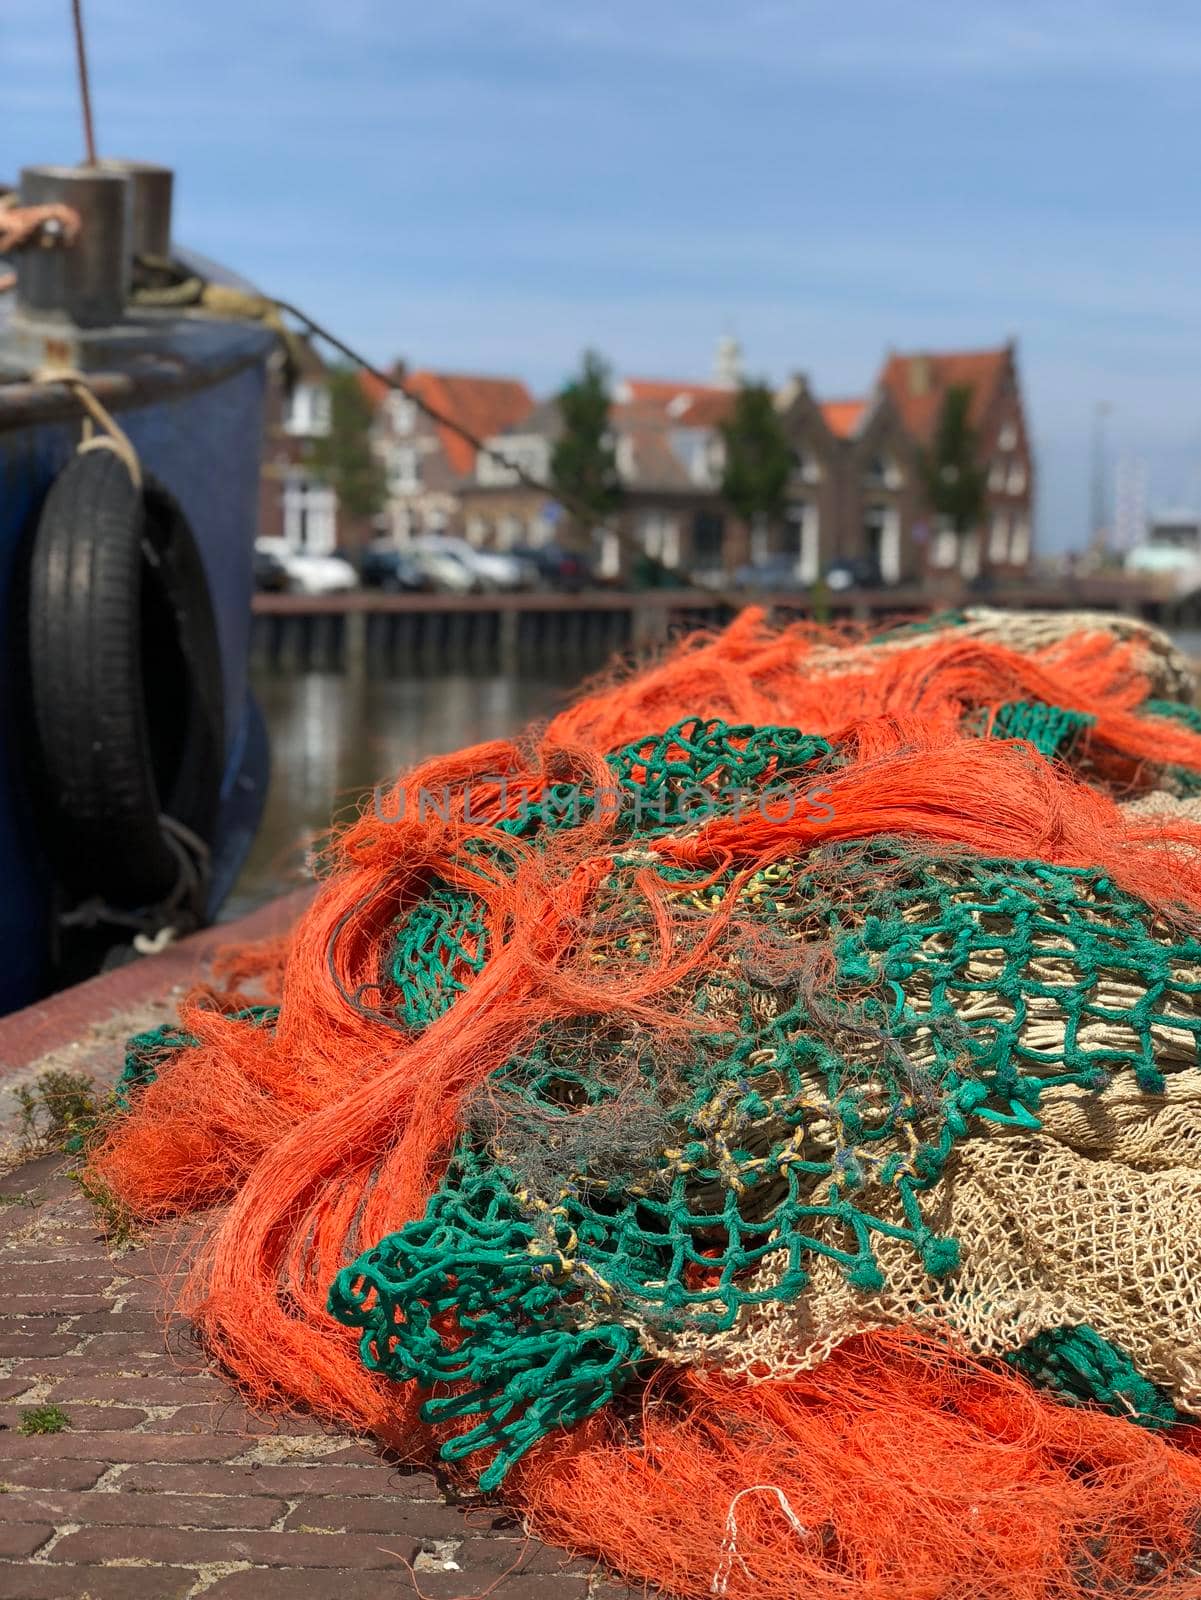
[[919, 385, 988, 534], [308, 367, 387, 520], [550, 351, 622, 530], [719, 381, 794, 553]]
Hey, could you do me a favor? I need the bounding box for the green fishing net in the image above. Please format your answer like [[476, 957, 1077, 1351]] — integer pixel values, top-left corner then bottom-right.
[[333, 713, 1201, 1487]]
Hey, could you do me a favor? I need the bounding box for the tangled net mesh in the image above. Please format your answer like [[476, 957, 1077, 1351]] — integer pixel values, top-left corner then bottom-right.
[[89, 608, 1201, 1598]]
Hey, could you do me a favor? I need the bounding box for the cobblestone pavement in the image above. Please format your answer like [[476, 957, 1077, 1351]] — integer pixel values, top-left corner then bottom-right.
[[0, 1134, 629, 1599]]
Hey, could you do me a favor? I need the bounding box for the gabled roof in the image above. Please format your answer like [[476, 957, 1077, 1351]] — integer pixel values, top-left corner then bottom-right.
[[616, 377, 733, 407], [360, 368, 535, 476], [820, 398, 867, 439], [879, 346, 1012, 445]]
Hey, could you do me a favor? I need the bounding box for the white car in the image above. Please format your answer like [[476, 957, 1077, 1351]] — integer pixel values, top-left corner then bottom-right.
[[255, 538, 358, 596], [410, 535, 532, 592]]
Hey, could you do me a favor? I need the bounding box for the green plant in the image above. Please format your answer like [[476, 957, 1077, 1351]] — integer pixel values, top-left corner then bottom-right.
[[919, 384, 988, 535], [551, 351, 622, 535], [719, 381, 794, 554], [18, 1405, 70, 1436], [15, 1071, 102, 1152], [70, 1170, 138, 1249], [308, 366, 388, 520]]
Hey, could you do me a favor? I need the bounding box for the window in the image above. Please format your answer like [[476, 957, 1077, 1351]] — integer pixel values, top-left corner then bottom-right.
[[988, 513, 1009, 563], [988, 460, 1005, 491], [466, 516, 488, 546], [998, 421, 1017, 451], [616, 436, 637, 480], [389, 446, 420, 494], [692, 511, 726, 572], [283, 382, 331, 438], [1010, 516, 1031, 565], [864, 453, 902, 490], [1007, 461, 1027, 495], [932, 528, 958, 569], [498, 515, 523, 550], [387, 394, 417, 435], [793, 444, 821, 484], [283, 474, 337, 554]]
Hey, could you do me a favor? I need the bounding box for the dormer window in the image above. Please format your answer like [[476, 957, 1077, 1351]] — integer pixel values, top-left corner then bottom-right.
[[793, 445, 820, 484], [387, 394, 417, 435]]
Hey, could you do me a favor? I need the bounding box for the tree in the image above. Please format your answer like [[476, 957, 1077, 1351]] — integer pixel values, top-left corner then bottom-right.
[[719, 382, 794, 554], [550, 351, 622, 531], [308, 367, 387, 521], [919, 385, 988, 535]]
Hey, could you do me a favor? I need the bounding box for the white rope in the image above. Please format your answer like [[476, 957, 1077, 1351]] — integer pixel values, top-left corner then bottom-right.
[[710, 1483, 810, 1595], [31, 366, 142, 489]]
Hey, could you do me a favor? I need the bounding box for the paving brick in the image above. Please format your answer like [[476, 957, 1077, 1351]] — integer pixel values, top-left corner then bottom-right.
[[0, 1379, 32, 1402], [46, 1375, 221, 1405], [1, 1294, 113, 1316], [283, 1494, 479, 1537], [202, 1574, 391, 1600], [0, 1523, 54, 1559], [0, 1566, 199, 1599], [0, 1332, 80, 1357], [453, 1539, 594, 1579], [4, 1489, 288, 1530], [118, 1459, 426, 1499], [0, 1404, 147, 1432], [152, 1402, 318, 1436], [1, 1429, 245, 1463], [0, 1458, 107, 1491], [413, 1574, 590, 1600], [49, 1526, 420, 1569]]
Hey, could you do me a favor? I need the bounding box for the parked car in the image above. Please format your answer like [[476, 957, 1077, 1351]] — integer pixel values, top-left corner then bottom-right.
[[733, 553, 807, 591], [360, 541, 431, 592], [254, 538, 358, 596], [409, 535, 534, 593], [511, 543, 593, 592], [253, 542, 290, 592], [825, 557, 883, 592]]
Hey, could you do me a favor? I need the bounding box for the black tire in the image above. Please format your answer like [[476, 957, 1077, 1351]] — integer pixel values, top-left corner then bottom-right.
[[24, 450, 225, 908]]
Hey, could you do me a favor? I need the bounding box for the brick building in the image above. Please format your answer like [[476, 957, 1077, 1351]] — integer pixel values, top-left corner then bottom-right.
[[456, 340, 1032, 586], [360, 368, 534, 540], [257, 341, 339, 553], [258, 339, 1034, 587]]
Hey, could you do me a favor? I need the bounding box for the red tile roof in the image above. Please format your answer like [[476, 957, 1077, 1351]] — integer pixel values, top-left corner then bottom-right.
[[359, 369, 534, 477], [820, 398, 866, 439], [879, 347, 1011, 445], [620, 378, 731, 406], [408, 372, 535, 476]]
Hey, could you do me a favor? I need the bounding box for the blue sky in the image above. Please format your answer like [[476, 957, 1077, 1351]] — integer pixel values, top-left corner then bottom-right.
[[6, 0, 1201, 551]]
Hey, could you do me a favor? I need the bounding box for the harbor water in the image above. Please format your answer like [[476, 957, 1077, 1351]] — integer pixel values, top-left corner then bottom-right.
[[225, 663, 578, 918]]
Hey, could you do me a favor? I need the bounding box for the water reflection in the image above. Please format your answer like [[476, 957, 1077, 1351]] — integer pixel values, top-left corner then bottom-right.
[[226, 665, 577, 917]]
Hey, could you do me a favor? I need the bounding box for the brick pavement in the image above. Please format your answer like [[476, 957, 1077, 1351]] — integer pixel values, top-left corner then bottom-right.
[[0, 1151, 634, 1600], [0, 934, 633, 1600]]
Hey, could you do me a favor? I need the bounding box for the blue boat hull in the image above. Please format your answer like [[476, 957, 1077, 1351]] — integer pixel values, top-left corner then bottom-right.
[[0, 354, 272, 1014]]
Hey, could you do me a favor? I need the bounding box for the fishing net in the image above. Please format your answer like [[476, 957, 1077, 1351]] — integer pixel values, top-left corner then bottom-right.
[[89, 609, 1201, 1600]]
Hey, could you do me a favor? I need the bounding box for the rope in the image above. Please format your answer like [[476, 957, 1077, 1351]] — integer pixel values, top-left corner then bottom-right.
[[0, 202, 83, 254], [30, 366, 142, 488]]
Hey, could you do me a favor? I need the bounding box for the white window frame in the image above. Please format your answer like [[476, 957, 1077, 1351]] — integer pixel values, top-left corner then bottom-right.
[[1010, 516, 1031, 565], [932, 528, 958, 569], [988, 512, 1009, 564], [387, 394, 417, 435], [389, 445, 420, 495], [283, 473, 337, 555], [283, 382, 331, 439]]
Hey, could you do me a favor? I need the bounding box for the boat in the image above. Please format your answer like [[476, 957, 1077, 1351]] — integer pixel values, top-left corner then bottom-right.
[[0, 159, 274, 1014]]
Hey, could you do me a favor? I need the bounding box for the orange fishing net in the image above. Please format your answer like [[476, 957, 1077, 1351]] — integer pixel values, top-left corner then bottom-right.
[[90, 610, 1201, 1598]]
